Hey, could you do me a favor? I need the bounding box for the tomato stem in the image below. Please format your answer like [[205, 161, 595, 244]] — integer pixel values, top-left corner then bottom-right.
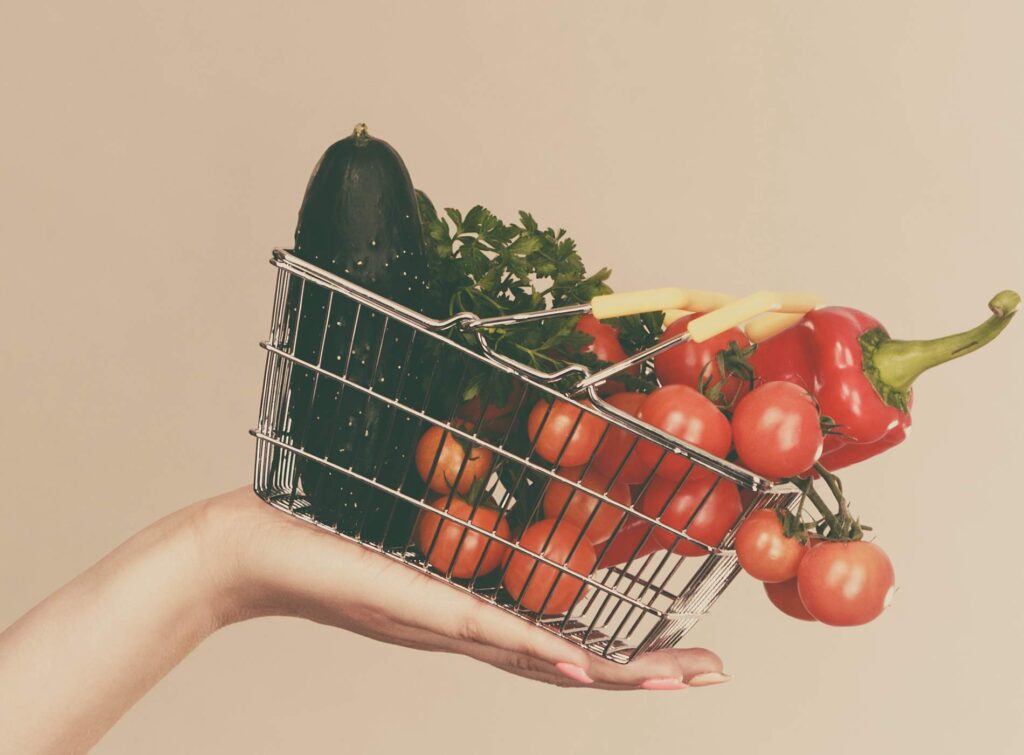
[[792, 477, 841, 535]]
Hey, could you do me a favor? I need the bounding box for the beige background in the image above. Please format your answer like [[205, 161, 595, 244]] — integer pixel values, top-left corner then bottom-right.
[[2, 1, 1023, 753]]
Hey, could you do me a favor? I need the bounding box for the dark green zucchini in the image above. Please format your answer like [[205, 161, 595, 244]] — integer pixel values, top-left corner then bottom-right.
[[283, 123, 435, 546]]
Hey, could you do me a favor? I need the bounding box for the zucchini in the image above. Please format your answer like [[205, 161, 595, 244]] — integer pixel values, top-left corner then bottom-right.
[[284, 124, 434, 546]]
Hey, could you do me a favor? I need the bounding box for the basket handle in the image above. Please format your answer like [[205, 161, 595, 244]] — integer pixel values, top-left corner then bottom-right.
[[665, 307, 807, 343], [686, 290, 820, 342], [590, 288, 734, 320], [573, 290, 820, 392]]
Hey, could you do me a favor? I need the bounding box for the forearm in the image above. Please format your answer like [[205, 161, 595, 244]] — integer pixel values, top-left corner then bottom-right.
[[0, 504, 228, 755]]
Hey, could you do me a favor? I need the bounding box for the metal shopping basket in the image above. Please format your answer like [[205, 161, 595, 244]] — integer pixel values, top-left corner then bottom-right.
[[252, 249, 816, 662]]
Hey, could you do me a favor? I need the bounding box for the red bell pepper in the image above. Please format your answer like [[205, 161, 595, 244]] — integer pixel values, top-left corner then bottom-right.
[[749, 290, 1019, 470]]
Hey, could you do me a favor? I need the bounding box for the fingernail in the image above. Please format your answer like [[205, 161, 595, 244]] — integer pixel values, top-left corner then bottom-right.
[[687, 671, 732, 687], [554, 662, 594, 684], [639, 677, 688, 691]]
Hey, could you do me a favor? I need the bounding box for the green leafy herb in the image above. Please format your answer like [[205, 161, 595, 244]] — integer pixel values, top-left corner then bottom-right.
[[417, 191, 663, 404]]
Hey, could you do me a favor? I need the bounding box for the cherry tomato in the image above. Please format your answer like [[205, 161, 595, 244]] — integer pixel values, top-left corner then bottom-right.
[[415, 426, 493, 494], [636, 385, 732, 480], [764, 578, 816, 622], [527, 399, 609, 467], [731, 382, 823, 479], [653, 315, 751, 404], [637, 476, 743, 557], [592, 392, 650, 484], [735, 509, 807, 582], [542, 466, 632, 544], [796, 541, 895, 626], [571, 315, 636, 395], [456, 384, 525, 435], [594, 516, 663, 568], [415, 427, 493, 494], [415, 497, 511, 579], [502, 519, 597, 614]]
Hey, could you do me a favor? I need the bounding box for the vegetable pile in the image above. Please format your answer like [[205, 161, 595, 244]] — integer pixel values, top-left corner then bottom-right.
[[286, 124, 1020, 629]]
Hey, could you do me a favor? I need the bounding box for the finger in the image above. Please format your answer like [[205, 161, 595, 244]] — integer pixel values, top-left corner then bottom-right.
[[583, 647, 726, 688]]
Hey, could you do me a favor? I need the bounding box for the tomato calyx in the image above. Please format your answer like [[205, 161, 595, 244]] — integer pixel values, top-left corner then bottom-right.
[[697, 340, 757, 410], [818, 414, 845, 438], [775, 507, 813, 546]]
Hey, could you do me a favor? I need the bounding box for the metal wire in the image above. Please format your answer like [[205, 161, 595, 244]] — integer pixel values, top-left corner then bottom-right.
[[252, 250, 802, 663]]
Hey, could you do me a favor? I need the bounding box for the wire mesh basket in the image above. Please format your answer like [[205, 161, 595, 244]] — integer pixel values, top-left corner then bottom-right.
[[252, 249, 806, 663]]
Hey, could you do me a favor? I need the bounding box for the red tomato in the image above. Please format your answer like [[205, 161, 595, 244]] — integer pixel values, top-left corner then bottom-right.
[[796, 541, 895, 626], [415, 427, 493, 494], [415, 497, 511, 579], [764, 578, 817, 622], [731, 382, 823, 479], [541, 466, 632, 543], [502, 519, 597, 614], [571, 315, 636, 395], [636, 385, 732, 480], [735, 509, 807, 582], [637, 476, 743, 557], [527, 399, 609, 467], [594, 516, 663, 568], [592, 392, 650, 484], [456, 384, 525, 435], [653, 315, 751, 404]]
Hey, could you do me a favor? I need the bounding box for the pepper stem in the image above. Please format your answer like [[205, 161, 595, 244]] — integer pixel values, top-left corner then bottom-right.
[[862, 290, 1020, 410]]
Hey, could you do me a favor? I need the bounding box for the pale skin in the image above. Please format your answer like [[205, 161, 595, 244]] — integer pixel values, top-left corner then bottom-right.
[[0, 487, 729, 754]]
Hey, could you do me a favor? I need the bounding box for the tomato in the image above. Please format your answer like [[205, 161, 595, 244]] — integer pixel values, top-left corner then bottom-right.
[[594, 516, 663, 568], [731, 382, 823, 479], [637, 476, 743, 557], [415, 497, 511, 579], [796, 541, 895, 626], [527, 399, 609, 467], [592, 392, 650, 484], [764, 578, 817, 622], [541, 466, 632, 544], [502, 519, 598, 614], [456, 384, 525, 436], [571, 315, 636, 395], [735, 509, 807, 582], [653, 315, 751, 404], [636, 385, 732, 480], [414, 426, 493, 494]]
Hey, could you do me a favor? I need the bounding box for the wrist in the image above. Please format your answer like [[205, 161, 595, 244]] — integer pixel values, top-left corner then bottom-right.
[[186, 486, 292, 628]]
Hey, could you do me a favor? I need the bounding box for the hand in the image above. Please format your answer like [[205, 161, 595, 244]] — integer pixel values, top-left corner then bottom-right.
[[206, 486, 730, 691], [0, 488, 729, 754]]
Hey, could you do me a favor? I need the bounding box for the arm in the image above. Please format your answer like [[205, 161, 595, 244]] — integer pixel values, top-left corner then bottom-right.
[[0, 488, 729, 754]]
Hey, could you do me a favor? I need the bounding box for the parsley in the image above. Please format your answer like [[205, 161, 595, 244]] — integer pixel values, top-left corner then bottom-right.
[[417, 191, 662, 402]]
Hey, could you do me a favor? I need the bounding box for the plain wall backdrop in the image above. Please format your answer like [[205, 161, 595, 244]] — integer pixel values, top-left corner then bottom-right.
[[2, 1, 1022, 753]]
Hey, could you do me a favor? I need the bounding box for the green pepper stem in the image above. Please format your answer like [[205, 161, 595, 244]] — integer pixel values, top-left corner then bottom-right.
[[869, 290, 1020, 395]]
